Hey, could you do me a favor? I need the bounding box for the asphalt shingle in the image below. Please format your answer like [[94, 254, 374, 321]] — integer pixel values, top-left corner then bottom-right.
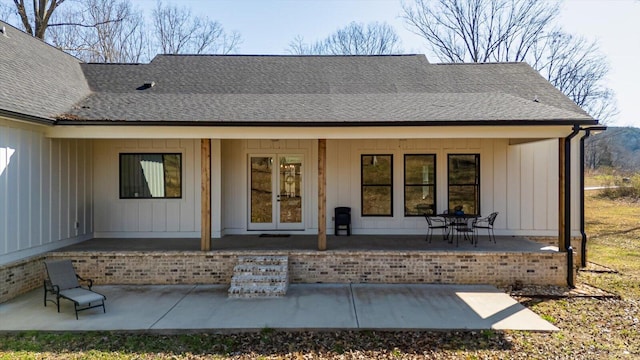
[[0, 21, 593, 125], [0, 21, 90, 121], [67, 54, 592, 124]]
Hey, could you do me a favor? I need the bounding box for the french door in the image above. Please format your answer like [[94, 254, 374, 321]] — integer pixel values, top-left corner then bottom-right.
[[248, 154, 304, 230]]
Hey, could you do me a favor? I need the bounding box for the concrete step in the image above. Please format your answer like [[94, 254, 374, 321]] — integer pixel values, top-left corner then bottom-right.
[[228, 255, 289, 298], [237, 255, 288, 266], [230, 274, 287, 286], [232, 264, 288, 276], [228, 283, 288, 298]]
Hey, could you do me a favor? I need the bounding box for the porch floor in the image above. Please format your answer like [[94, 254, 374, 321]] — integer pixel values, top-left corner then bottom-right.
[[55, 235, 558, 253]]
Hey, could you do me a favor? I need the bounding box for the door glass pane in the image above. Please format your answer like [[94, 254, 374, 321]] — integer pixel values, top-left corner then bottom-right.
[[251, 157, 272, 223], [279, 155, 302, 223]]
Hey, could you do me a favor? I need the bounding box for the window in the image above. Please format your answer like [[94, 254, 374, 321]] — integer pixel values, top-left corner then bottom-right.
[[119, 153, 182, 199], [447, 154, 479, 215], [404, 154, 436, 216], [361, 154, 393, 216]]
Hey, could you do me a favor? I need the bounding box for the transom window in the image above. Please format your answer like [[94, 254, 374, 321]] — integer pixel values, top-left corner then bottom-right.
[[447, 154, 479, 215], [404, 154, 436, 216], [119, 153, 182, 199], [361, 154, 393, 216]]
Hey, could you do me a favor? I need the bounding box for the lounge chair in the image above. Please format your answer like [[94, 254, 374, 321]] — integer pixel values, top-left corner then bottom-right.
[[43, 260, 106, 319]]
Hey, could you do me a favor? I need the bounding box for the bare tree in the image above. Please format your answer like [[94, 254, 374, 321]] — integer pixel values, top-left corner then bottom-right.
[[11, 0, 125, 40], [288, 22, 403, 55], [402, 0, 616, 122], [152, 1, 240, 55], [48, 0, 149, 62], [12, 0, 65, 39], [530, 30, 617, 121]]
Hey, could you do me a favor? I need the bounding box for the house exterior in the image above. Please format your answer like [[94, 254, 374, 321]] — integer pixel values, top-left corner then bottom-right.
[[0, 21, 602, 301]]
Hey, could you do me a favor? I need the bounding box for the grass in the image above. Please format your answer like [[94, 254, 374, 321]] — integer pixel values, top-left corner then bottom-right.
[[0, 184, 639, 359], [582, 190, 640, 298]]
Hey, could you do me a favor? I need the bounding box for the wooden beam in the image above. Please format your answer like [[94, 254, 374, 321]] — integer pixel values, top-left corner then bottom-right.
[[558, 138, 566, 251], [201, 139, 211, 251], [318, 139, 327, 251]]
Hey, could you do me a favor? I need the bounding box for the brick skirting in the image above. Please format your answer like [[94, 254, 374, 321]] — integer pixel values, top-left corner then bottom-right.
[[2, 249, 570, 304], [0, 255, 45, 304]]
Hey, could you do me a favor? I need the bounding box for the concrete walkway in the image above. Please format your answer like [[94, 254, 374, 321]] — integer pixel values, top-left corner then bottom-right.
[[0, 284, 557, 332]]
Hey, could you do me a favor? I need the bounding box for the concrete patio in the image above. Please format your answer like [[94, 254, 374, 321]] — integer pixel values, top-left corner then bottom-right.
[[0, 283, 558, 332]]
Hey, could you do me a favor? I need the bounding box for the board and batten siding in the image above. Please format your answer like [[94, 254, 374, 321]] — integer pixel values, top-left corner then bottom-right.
[[324, 138, 575, 236], [92, 139, 200, 237], [0, 121, 93, 265], [220, 139, 317, 235]]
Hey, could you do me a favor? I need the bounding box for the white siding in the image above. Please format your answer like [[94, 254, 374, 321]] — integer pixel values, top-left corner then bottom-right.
[[92, 139, 200, 237], [220, 139, 316, 235], [321, 138, 572, 236], [0, 122, 93, 265]]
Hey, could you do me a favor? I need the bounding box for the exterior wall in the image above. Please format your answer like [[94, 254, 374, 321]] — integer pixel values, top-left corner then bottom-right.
[[43, 251, 567, 287], [92, 139, 201, 237], [325, 138, 574, 237], [0, 120, 93, 265], [220, 139, 317, 234], [90, 137, 580, 238]]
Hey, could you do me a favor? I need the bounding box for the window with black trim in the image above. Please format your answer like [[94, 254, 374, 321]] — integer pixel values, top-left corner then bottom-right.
[[119, 153, 182, 199], [404, 154, 436, 216], [361, 154, 393, 216], [447, 154, 479, 215]]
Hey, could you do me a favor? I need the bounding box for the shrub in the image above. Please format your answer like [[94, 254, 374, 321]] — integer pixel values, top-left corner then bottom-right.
[[599, 173, 640, 200]]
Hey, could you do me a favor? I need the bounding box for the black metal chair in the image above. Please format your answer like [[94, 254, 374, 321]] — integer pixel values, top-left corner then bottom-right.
[[334, 207, 351, 236], [424, 214, 448, 243], [451, 218, 475, 246], [472, 212, 499, 243]]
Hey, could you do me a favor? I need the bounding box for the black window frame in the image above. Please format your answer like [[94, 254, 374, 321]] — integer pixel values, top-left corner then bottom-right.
[[361, 154, 393, 217], [403, 154, 437, 216], [447, 153, 480, 215], [119, 153, 182, 199]]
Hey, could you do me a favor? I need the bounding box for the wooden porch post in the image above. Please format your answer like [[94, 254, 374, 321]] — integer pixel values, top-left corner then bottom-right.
[[201, 139, 211, 251], [318, 139, 327, 251], [558, 138, 566, 250]]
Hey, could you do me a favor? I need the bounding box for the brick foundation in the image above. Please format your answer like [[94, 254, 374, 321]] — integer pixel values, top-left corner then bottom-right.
[[1, 250, 569, 304], [0, 255, 45, 304]]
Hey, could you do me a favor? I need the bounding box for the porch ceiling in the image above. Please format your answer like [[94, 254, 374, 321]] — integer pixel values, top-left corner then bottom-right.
[[45, 124, 578, 140]]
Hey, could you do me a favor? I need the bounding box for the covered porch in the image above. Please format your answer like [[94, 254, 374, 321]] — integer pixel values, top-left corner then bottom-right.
[[54, 234, 556, 253], [44, 235, 567, 288]]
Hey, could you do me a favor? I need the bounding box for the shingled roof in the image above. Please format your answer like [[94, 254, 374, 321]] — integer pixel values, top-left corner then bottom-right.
[[0, 21, 89, 123], [62, 54, 593, 125], [0, 19, 594, 126]]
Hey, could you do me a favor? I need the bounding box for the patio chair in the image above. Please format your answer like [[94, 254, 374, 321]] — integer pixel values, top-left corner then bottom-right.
[[43, 260, 106, 320], [424, 214, 448, 243], [472, 212, 499, 243]]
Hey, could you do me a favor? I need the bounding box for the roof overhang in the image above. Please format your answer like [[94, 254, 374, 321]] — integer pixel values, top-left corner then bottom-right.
[[45, 123, 594, 140], [0, 109, 55, 126]]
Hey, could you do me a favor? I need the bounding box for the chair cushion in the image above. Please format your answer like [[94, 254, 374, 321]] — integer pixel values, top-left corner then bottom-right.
[[59, 288, 105, 305]]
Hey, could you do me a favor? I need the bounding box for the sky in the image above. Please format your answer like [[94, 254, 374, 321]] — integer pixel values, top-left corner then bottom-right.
[[127, 1, 640, 128]]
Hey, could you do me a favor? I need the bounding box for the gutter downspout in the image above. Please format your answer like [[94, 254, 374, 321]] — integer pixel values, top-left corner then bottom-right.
[[564, 124, 581, 288], [579, 130, 590, 268]]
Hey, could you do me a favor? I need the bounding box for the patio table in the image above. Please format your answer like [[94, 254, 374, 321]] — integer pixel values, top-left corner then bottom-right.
[[437, 213, 480, 246]]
